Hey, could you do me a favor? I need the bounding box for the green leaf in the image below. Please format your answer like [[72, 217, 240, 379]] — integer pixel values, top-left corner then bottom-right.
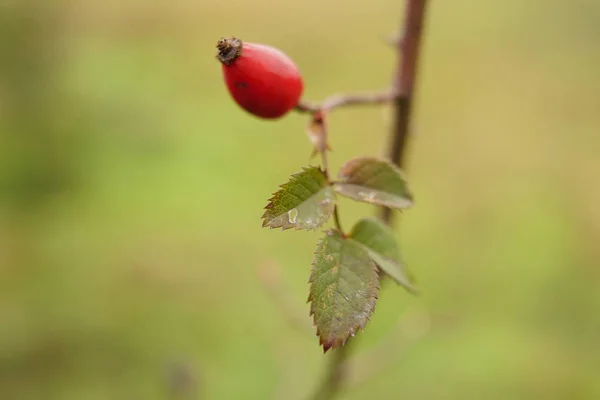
[[349, 218, 418, 294], [308, 230, 379, 352], [262, 167, 336, 231], [333, 157, 413, 209]]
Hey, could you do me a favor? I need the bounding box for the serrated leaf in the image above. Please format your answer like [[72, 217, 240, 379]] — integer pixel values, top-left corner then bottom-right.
[[308, 230, 379, 352], [349, 218, 418, 294], [262, 167, 336, 231], [333, 157, 413, 209]]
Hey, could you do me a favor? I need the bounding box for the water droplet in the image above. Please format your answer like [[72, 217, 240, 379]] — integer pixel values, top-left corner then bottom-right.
[[358, 191, 377, 202], [288, 208, 298, 224]]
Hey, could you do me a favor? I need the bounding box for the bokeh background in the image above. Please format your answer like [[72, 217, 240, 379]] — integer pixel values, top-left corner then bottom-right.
[[1, 0, 599, 399]]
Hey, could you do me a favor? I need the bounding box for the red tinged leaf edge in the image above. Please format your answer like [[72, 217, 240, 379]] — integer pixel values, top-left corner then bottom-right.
[[307, 231, 380, 353], [261, 167, 334, 231]]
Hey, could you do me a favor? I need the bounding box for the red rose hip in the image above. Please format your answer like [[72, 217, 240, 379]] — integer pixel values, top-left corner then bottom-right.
[[216, 37, 303, 119]]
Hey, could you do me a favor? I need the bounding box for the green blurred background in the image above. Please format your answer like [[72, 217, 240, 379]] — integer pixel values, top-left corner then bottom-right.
[[1, 0, 599, 399]]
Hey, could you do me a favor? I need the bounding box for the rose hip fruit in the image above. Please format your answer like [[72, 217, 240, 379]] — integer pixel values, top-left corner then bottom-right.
[[216, 37, 303, 119]]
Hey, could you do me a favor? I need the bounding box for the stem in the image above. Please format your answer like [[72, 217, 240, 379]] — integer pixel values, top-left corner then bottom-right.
[[309, 1, 429, 399], [295, 89, 398, 114], [320, 142, 344, 235], [332, 206, 343, 234], [321, 145, 330, 175], [310, 347, 348, 400]]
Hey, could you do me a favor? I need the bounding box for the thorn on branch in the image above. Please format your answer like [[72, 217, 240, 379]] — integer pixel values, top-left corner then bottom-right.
[[385, 33, 404, 48]]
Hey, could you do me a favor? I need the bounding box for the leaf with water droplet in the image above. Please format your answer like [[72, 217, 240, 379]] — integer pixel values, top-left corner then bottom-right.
[[333, 157, 413, 209], [308, 230, 379, 352], [349, 218, 418, 294], [262, 167, 336, 231]]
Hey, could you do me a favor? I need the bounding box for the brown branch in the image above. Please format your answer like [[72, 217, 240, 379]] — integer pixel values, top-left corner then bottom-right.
[[295, 89, 398, 114], [381, 0, 428, 223], [309, 1, 429, 399]]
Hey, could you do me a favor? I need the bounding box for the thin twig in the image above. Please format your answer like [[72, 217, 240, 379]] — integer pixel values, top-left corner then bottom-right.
[[332, 206, 344, 234], [296, 89, 398, 114], [320, 145, 330, 174], [320, 140, 344, 235], [309, 1, 429, 399]]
